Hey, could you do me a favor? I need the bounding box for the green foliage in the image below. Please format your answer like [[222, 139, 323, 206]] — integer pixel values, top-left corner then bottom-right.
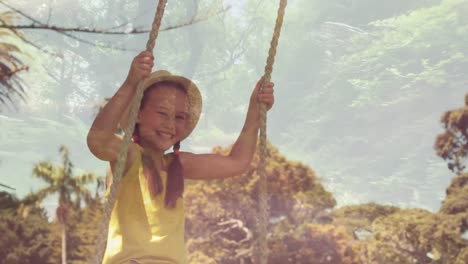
[[440, 172, 468, 215], [23, 145, 102, 263], [185, 141, 336, 263], [28, 145, 99, 215], [331, 0, 468, 108], [277, 0, 468, 209], [2, 137, 467, 264], [435, 95, 468, 174], [361, 208, 468, 263], [0, 11, 28, 111], [3, 1, 468, 262], [330, 203, 400, 239], [0, 192, 58, 264], [0, 191, 20, 210], [455, 247, 468, 264], [269, 221, 361, 264], [0, 191, 103, 264], [60, 202, 103, 264], [187, 250, 217, 264], [331, 203, 400, 222]]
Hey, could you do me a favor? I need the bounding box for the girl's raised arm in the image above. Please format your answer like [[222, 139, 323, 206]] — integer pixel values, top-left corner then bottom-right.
[[87, 51, 153, 161], [181, 78, 275, 180]]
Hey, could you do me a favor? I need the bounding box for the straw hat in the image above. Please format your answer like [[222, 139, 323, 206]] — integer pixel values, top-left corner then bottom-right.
[[121, 70, 203, 141], [143, 70, 202, 140]]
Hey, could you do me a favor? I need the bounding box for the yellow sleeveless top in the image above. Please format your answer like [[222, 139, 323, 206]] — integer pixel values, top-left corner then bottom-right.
[[102, 151, 187, 264]]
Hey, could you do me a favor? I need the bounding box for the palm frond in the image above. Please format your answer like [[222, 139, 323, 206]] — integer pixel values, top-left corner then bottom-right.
[[73, 185, 93, 207], [75, 173, 100, 185], [22, 185, 58, 207], [59, 145, 74, 178], [32, 161, 59, 184], [0, 11, 28, 111], [29, 146, 104, 215], [0, 42, 20, 53], [0, 11, 18, 23]]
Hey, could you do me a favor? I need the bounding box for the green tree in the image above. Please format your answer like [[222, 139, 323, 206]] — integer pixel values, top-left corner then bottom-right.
[[440, 172, 468, 215], [54, 195, 103, 264], [25, 145, 99, 264], [361, 208, 468, 263], [0, 191, 57, 264], [435, 94, 468, 174], [273, 0, 468, 207], [329, 203, 400, 240], [185, 141, 336, 263], [268, 221, 361, 264]]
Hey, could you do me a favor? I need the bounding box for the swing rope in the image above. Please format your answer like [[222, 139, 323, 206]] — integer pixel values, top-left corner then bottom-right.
[[91, 1, 168, 263], [91, 0, 287, 263], [256, 0, 287, 263]]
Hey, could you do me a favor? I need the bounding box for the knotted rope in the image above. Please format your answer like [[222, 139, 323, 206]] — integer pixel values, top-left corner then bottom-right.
[[91, 1, 167, 263], [256, 0, 287, 263], [90, 0, 287, 262]]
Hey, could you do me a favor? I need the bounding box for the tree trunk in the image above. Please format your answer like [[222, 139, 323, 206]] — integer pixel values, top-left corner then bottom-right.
[[62, 223, 67, 264]]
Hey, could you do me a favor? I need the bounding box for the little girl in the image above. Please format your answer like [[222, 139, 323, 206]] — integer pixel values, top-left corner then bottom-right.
[[87, 51, 275, 264]]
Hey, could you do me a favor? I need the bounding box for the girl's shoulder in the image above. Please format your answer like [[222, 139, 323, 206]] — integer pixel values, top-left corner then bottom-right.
[[109, 142, 142, 179]]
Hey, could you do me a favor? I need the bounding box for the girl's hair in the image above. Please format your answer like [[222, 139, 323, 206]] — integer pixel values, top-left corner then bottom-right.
[[133, 81, 186, 208]]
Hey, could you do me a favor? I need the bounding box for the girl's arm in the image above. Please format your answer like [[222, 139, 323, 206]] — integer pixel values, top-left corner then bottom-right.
[[87, 51, 154, 161], [182, 78, 274, 180]]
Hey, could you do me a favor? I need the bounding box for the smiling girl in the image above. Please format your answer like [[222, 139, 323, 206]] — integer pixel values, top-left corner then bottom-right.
[[87, 51, 275, 264]]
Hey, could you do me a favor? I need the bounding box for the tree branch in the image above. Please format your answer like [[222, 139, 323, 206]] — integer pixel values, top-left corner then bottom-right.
[[198, 0, 263, 77], [0, 0, 230, 52], [0, 182, 15, 190], [0, 1, 230, 35]]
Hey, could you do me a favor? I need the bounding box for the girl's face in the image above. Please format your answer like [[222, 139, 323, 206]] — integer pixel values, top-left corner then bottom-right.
[[137, 84, 189, 152]]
